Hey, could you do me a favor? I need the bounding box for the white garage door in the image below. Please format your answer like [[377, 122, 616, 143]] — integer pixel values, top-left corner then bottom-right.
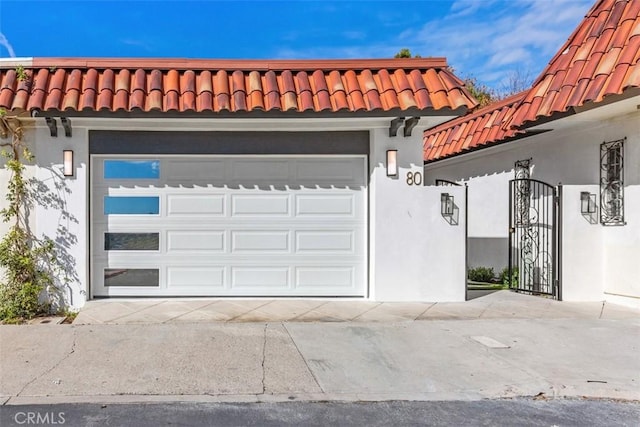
[[91, 155, 367, 297]]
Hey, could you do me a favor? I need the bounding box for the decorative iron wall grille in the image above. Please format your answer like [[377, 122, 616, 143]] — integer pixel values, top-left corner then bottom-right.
[[514, 159, 532, 227], [600, 138, 625, 226]]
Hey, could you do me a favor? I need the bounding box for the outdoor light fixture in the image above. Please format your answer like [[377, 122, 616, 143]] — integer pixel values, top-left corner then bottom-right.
[[580, 191, 596, 214], [441, 193, 454, 217], [386, 150, 398, 177], [63, 150, 74, 177]]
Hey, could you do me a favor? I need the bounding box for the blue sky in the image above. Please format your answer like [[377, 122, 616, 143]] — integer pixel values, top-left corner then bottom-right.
[[0, 0, 593, 90]]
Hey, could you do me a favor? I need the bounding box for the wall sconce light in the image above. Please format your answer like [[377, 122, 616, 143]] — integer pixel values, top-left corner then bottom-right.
[[386, 150, 398, 177], [441, 193, 454, 217], [63, 150, 74, 177], [580, 191, 596, 214]]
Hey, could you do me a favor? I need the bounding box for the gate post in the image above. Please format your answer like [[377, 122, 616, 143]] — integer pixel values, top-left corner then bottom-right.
[[465, 184, 468, 301], [556, 184, 563, 301], [508, 180, 514, 291]]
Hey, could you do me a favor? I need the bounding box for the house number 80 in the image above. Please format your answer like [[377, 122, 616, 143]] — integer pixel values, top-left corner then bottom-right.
[[406, 171, 423, 186]]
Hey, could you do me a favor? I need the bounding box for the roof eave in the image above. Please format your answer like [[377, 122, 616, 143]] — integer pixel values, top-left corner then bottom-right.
[[25, 57, 451, 71], [30, 106, 472, 120], [515, 87, 640, 130], [423, 129, 552, 165]]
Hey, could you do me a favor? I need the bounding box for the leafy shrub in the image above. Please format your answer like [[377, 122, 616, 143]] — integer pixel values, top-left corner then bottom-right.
[[0, 281, 46, 323], [499, 267, 519, 287], [0, 224, 56, 323], [468, 266, 495, 283]]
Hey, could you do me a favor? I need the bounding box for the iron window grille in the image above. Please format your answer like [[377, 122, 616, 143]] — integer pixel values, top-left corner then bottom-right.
[[514, 158, 532, 227], [600, 138, 625, 226]]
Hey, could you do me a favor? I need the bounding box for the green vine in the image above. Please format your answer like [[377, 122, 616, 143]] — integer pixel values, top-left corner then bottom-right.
[[0, 110, 59, 323]]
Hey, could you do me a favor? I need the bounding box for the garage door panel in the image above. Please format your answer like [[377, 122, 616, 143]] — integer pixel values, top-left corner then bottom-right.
[[295, 158, 361, 183], [232, 267, 290, 288], [295, 194, 355, 217], [231, 231, 290, 253], [168, 267, 225, 288], [167, 231, 225, 252], [295, 231, 354, 253], [166, 159, 226, 182], [231, 194, 290, 216], [231, 160, 290, 182], [167, 194, 225, 216], [295, 267, 354, 288], [92, 155, 367, 297]]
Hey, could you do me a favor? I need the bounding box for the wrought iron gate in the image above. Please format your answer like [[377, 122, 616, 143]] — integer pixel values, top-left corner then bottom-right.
[[508, 179, 560, 299]]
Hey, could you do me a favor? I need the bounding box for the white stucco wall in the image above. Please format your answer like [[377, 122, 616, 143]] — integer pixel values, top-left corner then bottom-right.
[[0, 123, 90, 309], [603, 185, 640, 305], [423, 100, 640, 304], [1, 115, 468, 307], [369, 128, 466, 302], [33, 125, 89, 308], [560, 185, 603, 301]]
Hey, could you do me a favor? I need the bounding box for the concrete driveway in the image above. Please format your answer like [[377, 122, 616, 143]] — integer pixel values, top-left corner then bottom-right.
[[1, 291, 638, 405]]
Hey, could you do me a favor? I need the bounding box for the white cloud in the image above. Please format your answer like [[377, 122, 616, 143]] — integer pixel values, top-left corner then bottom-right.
[[403, 0, 592, 88], [271, 0, 592, 91], [0, 32, 16, 58], [450, 0, 500, 18]]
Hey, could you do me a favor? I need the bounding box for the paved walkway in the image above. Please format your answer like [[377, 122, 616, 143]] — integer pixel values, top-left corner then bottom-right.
[[74, 290, 639, 324]]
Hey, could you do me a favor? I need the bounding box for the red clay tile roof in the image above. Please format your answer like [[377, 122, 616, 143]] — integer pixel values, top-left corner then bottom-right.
[[511, 0, 640, 128], [0, 58, 477, 116], [423, 91, 527, 163], [424, 0, 640, 163]]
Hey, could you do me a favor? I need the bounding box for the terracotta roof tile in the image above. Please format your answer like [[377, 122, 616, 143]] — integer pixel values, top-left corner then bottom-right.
[[392, 69, 411, 92], [343, 71, 365, 111], [551, 84, 574, 112], [381, 86, 400, 110], [62, 70, 81, 111], [376, 69, 395, 93], [423, 91, 527, 162], [260, 71, 277, 111], [423, 0, 640, 165], [447, 122, 470, 153], [0, 69, 16, 108], [592, 26, 615, 54], [512, 0, 640, 129], [609, 16, 633, 48], [2, 58, 476, 115], [537, 90, 558, 117], [567, 77, 591, 106], [460, 118, 481, 151], [626, 61, 640, 86]]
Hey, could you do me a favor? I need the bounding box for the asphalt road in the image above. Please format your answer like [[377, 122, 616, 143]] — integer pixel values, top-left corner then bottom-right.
[[1, 399, 638, 427]]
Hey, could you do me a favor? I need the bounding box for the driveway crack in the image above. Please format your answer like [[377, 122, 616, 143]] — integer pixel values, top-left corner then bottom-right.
[[17, 327, 78, 396], [261, 323, 267, 394]]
